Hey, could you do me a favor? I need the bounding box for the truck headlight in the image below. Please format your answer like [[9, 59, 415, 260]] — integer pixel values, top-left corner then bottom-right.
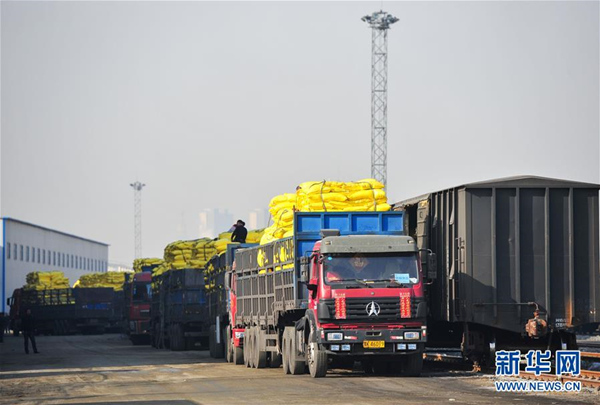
[[328, 332, 343, 341], [404, 331, 419, 340]]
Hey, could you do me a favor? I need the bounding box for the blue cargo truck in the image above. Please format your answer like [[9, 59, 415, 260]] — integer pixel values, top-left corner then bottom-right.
[[150, 268, 208, 351], [225, 212, 431, 378], [207, 243, 257, 358]]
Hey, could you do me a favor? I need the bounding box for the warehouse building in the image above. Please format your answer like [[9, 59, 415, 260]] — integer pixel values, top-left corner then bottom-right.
[[0, 218, 109, 312]]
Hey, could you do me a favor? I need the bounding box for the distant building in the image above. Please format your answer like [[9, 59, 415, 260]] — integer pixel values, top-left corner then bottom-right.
[[108, 262, 133, 273], [247, 208, 270, 230], [0, 218, 109, 312], [199, 209, 234, 238]]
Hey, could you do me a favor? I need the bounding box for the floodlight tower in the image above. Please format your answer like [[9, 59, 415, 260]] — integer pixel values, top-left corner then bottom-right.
[[362, 10, 399, 188], [130, 181, 145, 259]]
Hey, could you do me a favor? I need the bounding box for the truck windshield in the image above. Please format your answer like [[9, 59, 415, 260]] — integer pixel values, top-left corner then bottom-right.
[[133, 283, 151, 302], [323, 252, 419, 285]]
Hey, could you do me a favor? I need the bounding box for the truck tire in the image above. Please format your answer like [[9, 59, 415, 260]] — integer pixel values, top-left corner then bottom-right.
[[400, 350, 423, 377], [287, 326, 305, 375], [209, 325, 216, 358], [234, 343, 244, 365], [307, 330, 328, 378], [282, 328, 291, 374], [225, 326, 233, 363], [243, 328, 252, 368], [170, 324, 185, 351], [216, 327, 226, 358], [269, 352, 282, 368], [254, 327, 267, 369]]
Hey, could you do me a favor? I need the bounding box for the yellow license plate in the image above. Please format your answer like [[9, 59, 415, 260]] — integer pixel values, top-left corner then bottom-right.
[[363, 340, 385, 349]]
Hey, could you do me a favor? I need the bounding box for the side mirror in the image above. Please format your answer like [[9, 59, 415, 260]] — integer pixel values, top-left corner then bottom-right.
[[427, 252, 437, 280], [224, 272, 232, 291], [299, 256, 310, 284]]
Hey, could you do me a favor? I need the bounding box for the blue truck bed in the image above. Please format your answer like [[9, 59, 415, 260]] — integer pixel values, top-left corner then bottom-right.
[[234, 211, 404, 326]]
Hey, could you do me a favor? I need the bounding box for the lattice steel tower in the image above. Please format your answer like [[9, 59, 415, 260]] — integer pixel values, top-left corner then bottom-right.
[[362, 11, 398, 187], [130, 181, 145, 259]]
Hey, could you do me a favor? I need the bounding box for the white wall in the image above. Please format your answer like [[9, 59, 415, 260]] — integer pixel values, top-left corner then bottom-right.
[[1, 219, 109, 312]]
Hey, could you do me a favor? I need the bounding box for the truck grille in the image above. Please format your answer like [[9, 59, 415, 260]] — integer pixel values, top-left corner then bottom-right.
[[323, 297, 422, 322]]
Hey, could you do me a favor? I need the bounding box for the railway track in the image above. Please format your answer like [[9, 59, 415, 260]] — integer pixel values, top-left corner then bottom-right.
[[578, 340, 600, 349], [424, 349, 600, 389], [519, 368, 600, 390]]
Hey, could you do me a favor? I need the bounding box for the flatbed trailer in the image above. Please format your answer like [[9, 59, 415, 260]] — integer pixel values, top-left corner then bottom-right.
[[226, 212, 430, 377]]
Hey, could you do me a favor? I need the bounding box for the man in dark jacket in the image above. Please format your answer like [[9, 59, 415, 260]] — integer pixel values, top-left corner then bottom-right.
[[231, 220, 247, 243], [21, 309, 39, 354]]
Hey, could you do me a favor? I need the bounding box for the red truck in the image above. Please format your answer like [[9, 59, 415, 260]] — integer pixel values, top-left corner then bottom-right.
[[225, 212, 432, 378], [125, 271, 152, 345]]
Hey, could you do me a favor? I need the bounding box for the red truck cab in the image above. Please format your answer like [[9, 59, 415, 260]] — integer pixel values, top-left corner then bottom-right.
[[126, 272, 152, 345], [304, 234, 427, 375]]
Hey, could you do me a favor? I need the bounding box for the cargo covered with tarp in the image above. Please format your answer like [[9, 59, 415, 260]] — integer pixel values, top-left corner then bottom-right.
[[24, 271, 70, 290], [133, 258, 164, 273], [260, 178, 392, 245], [74, 272, 128, 291]]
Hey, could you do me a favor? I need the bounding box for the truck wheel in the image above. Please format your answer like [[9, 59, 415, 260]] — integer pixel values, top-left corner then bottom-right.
[[269, 352, 282, 368], [171, 324, 185, 351], [307, 331, 328, 378], [282, 329, 291, 374], [234, 343, 244, 365], [216, 327, 226, 358], [225, 326, 233, 363], [287, 326, 305, 375], [400, 350, 423, 377], [243, 328, 251, 368], [254, 327, 267, 368], [209, 325, 216, 358]]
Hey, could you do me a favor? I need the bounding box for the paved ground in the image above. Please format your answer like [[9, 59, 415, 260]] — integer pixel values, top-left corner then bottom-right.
[[0, 334, 597, 404]]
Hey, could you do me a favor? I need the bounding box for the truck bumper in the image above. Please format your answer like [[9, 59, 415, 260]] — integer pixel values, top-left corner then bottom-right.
[[317, 327, 426, 356]]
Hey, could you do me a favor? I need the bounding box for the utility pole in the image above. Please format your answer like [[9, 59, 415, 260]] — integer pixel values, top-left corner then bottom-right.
[[362, 10, 398, 188], [130, 181, 145, 259]]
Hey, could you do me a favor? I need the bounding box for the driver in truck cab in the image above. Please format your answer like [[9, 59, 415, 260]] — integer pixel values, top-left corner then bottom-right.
[[325, 252, 419, 285]]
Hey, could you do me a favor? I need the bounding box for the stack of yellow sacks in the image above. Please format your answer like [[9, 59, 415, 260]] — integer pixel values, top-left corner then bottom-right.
[[24, 271, 70, 290], [203, 252, 221, 293], [154, 228, 266, 280], [73, 272, 127, 291], [260, 178, 391, 245], [133, 258, 164, 273]]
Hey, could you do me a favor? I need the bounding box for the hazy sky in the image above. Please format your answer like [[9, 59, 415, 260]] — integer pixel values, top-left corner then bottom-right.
[[1, 1, 598, 264]]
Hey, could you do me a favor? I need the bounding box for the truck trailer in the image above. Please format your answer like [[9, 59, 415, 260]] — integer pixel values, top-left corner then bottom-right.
[[225, 211, 430, 378], [150, 268, 209, 351], [206, 243, 256, 358], [7, 287, 115, 335], [395, 175, 600, 365]]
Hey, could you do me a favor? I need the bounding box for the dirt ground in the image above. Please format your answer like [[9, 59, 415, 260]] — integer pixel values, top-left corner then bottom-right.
[[0, 334, 598, 404]]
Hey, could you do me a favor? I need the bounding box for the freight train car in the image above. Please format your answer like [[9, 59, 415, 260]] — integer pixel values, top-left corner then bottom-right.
[[394, 176, 600, 365]]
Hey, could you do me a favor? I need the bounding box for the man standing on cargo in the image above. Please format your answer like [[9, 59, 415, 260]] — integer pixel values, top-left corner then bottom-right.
[[231, 220, 247, 243], [21, 309, 39, 354]]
